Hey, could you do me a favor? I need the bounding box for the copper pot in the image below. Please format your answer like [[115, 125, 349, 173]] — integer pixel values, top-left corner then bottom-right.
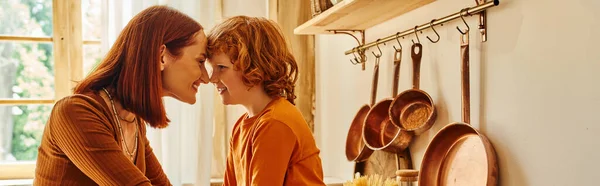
[[389, 43, 437, 135], [419, 32, 498, 186], [363, 49, 413, 153], [345, 54, 379, 162]]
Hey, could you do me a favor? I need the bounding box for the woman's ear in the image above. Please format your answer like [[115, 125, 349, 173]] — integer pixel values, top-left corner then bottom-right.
[[160, 45, 166, 71]]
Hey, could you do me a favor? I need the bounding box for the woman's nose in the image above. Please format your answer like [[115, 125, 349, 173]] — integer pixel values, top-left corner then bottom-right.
[[199, 67, 210, 84], [200, 72, 209, 84]]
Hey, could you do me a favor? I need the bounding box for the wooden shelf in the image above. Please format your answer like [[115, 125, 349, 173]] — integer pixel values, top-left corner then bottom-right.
[[294, 0, 435, 35]]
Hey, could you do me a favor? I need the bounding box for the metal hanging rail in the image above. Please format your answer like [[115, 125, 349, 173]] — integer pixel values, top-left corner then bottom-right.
[[344, 0, 499, 55]]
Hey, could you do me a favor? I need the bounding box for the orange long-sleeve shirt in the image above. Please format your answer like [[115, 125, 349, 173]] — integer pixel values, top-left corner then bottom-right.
[[223, 97, 325, 186], [34, 93, 171, 185]]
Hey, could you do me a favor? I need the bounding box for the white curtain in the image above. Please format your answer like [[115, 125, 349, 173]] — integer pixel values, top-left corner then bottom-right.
[[101, 0, 217, 185]]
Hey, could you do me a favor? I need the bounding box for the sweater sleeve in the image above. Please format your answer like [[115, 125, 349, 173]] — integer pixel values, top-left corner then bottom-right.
[[49, 96, 152, 186], [249, 120, 297, 186]]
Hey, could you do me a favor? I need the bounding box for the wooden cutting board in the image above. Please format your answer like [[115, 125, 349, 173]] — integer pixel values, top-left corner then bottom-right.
[[358, 148, 413, 179]]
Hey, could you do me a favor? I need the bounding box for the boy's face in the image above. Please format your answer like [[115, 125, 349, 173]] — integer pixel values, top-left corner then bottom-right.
[[207, 52, 249, 105]]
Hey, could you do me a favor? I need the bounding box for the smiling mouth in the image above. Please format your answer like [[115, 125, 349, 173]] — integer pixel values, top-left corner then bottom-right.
[[217, 87, 227, 94], [192, 84, 199, 92]]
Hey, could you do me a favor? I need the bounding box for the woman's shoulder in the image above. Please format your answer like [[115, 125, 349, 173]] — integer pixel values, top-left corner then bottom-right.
[[51, 93, 109, 118], [45, 93, 116, 138]]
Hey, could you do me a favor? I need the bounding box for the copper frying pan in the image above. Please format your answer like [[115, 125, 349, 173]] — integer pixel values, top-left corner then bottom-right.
[[389, 43, 437, 135], [363, 49, 412, 153], [419, 32, 498, 186], [345, 52, 379, 163]]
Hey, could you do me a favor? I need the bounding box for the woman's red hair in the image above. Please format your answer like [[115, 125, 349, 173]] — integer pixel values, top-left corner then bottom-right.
[[206, 16, 298, 104], [74, 5, 203, 128]]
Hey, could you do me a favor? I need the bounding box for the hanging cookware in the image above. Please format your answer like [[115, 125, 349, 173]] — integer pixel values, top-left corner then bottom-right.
[[418, 30, 499, 186], [363, 48, 413, 153], [345, 49, 379, 163], [389, 42, 437, 135]]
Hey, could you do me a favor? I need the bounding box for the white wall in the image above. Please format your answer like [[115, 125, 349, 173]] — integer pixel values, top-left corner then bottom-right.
[[314, 0, 600, 185]]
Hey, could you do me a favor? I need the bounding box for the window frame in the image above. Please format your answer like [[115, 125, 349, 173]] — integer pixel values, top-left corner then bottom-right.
[[0, 0, 101, 180], [0, 0, 237, 182]]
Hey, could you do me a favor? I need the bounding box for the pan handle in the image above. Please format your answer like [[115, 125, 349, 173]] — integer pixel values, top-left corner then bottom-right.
[[411, 43, 423, 89], [370, 56, 380, 106], [393, 50, 402, 96], [461, 32, 470, 124]]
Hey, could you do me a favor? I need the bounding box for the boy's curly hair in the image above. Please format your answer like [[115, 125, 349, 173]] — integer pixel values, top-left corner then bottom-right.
[[207, 16, 298, 104]]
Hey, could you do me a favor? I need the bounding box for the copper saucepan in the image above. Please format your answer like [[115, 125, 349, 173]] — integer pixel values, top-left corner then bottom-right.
[[345, 51, 380, 163], [419, 31, 498, 186], [363, 49, 413, 153], [389, 43, 437, 135]]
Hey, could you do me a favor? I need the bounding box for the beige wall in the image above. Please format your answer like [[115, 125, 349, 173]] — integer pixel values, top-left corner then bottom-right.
[[222, 0, 267, 19], [313, 0, 600, 185]]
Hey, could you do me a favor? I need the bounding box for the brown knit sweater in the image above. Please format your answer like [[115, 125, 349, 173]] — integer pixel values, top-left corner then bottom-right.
[[34, 93, 171, 186]]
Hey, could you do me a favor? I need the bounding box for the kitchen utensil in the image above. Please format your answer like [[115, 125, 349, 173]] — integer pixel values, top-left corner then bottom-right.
[[418, 31, 498, 186], [389, 43, 437, 135], [363, 49, 412, 153]]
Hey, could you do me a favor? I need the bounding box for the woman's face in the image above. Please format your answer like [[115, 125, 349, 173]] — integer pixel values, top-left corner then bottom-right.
[[161, 31, 209, 104], [207, 52, 249, 105]]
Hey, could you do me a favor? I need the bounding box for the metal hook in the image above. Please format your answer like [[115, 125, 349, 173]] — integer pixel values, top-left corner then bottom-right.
[[350, 47, 360, 65], [426, 19, 440, 43], [371, 39, 384, 58], [457, 8, 470, 35], [411, 26, 421, 44], [350, 47, 362, 65], [349, 59, 358, 65], [393, 32, 402, 52]]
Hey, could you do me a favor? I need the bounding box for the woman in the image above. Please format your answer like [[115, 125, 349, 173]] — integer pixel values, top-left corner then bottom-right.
[[34, 6, 209, 185], [207, 16, 326, 186]]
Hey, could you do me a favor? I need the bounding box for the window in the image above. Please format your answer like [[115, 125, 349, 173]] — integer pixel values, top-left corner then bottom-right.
[[0, 0, 103, 181], [82, 0, 103, 75], [0, 1, 230, 184]]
